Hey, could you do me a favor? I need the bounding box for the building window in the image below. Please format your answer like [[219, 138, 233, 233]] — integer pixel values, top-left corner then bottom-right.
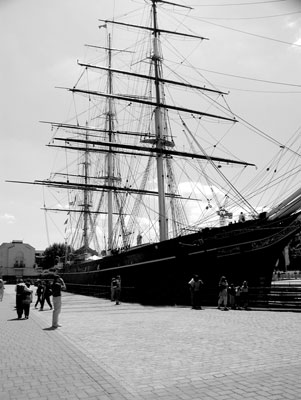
[[14, 251, 25, 268]]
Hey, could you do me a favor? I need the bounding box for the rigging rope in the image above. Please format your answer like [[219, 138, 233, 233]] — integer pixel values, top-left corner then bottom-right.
[[180, 116, 258, 216]]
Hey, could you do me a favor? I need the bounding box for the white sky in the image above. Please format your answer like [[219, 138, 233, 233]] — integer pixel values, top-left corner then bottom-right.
[[1, 0, 301, 250]]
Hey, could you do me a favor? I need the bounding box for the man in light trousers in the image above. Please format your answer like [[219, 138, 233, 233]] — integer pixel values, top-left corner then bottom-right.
[[51, 275, 66, 328]]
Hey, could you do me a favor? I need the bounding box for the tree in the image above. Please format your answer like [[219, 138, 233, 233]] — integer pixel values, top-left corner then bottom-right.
[[42, 242, 73, 269]]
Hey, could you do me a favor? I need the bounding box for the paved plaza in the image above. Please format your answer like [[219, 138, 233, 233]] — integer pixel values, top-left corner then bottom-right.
[[1, 284, 301, 400]]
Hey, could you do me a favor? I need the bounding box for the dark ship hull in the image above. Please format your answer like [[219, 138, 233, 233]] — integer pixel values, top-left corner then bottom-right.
[[59, 213, 301, 306]]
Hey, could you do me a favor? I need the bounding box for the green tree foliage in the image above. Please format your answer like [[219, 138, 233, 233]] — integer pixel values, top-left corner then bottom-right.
[[42, 243, 73, 269]]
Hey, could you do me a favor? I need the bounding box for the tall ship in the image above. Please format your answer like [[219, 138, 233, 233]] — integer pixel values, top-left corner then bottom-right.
[[10, 0, 301, 304]]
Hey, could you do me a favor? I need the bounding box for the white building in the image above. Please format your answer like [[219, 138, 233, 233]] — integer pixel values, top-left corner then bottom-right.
[[0, 240, 41, 280]]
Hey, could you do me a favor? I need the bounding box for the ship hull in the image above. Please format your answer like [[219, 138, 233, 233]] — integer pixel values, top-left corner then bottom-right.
[[59, 214, 301, 306]]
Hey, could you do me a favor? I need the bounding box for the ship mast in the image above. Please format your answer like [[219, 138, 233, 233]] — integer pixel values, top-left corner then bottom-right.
[[152, 0, 168, 241], [8, 0, 260, 249], [106, 34, 114, 250], [82, 124, 90, 252]]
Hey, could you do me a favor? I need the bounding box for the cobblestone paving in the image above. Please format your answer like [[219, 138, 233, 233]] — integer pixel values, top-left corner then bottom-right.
[[1, 285, 301, 399]]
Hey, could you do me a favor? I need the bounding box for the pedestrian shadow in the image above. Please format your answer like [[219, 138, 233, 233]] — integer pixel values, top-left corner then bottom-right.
[[43, 327, 57, 331], [7, 318, 24, 321]]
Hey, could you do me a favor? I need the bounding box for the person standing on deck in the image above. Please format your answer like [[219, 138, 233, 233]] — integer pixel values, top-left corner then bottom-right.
[[238, 212, 246, 222]]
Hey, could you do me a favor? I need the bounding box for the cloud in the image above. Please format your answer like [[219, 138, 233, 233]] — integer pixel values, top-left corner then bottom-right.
[[294, 37, 301, 46], [178, 181, 225, 201], [0, 213, 16, 224]]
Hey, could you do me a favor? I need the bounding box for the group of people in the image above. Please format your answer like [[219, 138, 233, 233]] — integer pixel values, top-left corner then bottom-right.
[[34, 280, 53, 310], [218, 277, 249, 310], [5, 272, 250, 321], [15, 275, 66, 328], [188, 274, 249, 310]]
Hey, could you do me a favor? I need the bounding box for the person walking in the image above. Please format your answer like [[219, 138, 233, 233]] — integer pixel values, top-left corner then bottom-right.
[[40, 280, 53, 310], [218, 276, 229, 310], [0, 278, 5, 302], [22, 281, 33, 319], [188, 274, 204, 309], [34, 281, 44, 309], [51, 275, 66, 329]]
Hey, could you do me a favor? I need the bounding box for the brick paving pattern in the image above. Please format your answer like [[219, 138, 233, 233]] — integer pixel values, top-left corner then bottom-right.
[[1, 285, 301, 399]]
